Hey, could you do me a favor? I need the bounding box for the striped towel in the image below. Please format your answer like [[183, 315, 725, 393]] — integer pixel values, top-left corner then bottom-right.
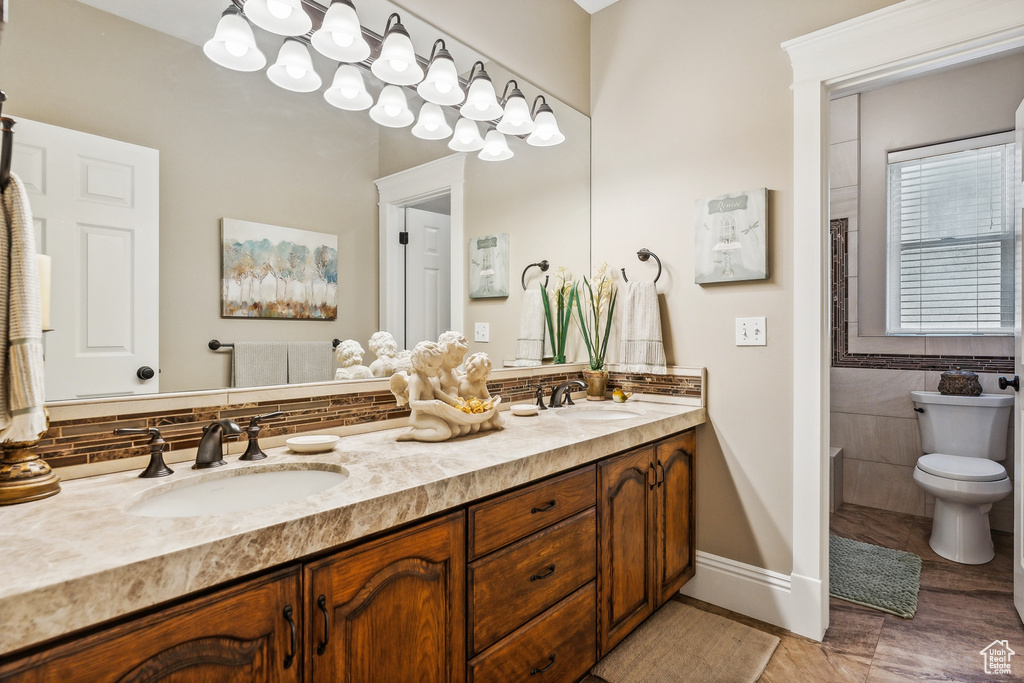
[[0, 173, 48, 442], [287, 341, 334, 384], [619, 280, 667, 374], [232, 342, 288, 388]]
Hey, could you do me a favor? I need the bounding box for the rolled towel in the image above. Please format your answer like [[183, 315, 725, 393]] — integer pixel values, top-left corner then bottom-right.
[[288, 341, 334, 384], [0, 173, 48, 442], [513, 287, 545, 367], [619, 280, 667, 374], [232, 342, 288, 388]]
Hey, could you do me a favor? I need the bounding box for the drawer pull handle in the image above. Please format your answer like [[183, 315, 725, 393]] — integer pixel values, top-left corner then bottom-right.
[[282, 605, 296, 669], [530, 564, 556, 581], [531, 500, 557, 513], [530, 653, 557, 675], [316, 594, 330, 655]]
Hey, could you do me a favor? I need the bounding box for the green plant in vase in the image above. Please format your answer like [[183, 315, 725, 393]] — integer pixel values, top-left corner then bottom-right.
[[573, 263, 617, 399], [540, 266, 575, 364]]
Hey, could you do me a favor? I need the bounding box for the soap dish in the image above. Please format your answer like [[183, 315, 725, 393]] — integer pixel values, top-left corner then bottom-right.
[[511, 404, 540, 417], [286, 435, 341, 454]]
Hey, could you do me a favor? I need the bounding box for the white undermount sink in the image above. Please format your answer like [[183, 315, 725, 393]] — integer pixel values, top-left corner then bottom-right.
[[556, 405, 643, 421], [126, 464, 348, 518]]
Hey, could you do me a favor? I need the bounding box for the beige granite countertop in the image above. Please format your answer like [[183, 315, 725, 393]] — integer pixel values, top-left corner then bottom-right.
[[0, 397, 705, 657]]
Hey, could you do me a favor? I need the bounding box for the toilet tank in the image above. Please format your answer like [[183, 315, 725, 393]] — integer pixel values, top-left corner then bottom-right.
[[910, 391, 1013, 461]]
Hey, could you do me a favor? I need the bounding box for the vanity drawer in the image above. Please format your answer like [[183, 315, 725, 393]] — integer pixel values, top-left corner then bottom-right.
[[468, 581, 596, 683], [468, 507, 596, 655], [468, 464, 595, 560]]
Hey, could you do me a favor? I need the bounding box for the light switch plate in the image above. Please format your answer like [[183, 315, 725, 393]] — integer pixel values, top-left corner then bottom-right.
[[474, 322, 490, 343], [736, 317, 767, 346]]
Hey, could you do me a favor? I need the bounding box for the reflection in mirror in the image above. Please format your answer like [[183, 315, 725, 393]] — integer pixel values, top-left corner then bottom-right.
[[1, 0, 590, 400]]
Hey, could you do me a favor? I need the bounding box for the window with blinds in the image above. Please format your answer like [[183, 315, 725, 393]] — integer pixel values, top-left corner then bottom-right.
[[886, 132, 1017, 336]]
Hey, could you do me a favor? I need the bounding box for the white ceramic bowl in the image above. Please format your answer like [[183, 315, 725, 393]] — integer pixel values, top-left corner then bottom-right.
[[511, 404, 540, 417], [286, 434, 341, 454]]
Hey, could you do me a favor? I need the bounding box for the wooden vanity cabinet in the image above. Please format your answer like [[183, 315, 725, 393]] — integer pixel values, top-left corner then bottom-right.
[[597, 430, 695, 655], [304, 511, 466, 683], [0, 567, 303, 683]]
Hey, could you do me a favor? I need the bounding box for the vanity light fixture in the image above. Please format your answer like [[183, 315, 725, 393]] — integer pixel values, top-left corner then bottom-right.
[[311, 0, 371, 63], [369, 85, 414, 128], [460, 61, 503, 122], [496, 80, 536, 136], [324, 64, 372, 110], [204, 7, 267, 72], [267, 39, 322, 92], [478, 128, 513, 162], [371, 13, 424, 86], [411, 102, 453, 140], [242, 0, 311, 37], [448, 117, 485, 152], [417, 39, 464, 106], [526, 96, 565, 147]]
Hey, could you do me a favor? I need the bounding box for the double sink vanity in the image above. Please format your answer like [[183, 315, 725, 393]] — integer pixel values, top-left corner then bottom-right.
[[0, 395, 705, 681]]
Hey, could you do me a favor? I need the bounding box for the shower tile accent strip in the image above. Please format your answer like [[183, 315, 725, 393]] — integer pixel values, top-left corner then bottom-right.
[[830, 218, 1014, 374], [39, 366, 703, 471]]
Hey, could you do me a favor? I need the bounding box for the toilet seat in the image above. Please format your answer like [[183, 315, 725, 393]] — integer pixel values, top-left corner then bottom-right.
[[917, 453, 1006, 482]]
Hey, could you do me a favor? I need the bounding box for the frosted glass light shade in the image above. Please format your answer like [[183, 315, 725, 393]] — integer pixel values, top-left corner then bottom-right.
[[478, 129, 513, 162], [324, 64, 372, 110], [448, 118, 484, 152], [267, 39, 322, 93], [496, 90, 536, 136], [460, 73, 503, 121], [411, 103, 453, 140], [204, 8, 266, 72], [311, 0, 371, 62], [243, 0, 311, 36], [417, 52, 464, 106], [371, 22, 424, 86], [527, 108, 565, 147], [369, 85, 414, 128]]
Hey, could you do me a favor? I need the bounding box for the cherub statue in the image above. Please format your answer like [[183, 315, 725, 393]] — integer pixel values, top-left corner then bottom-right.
[[437, 330, 469, 399], [334, 339, 373, 380], [367, 331, 403, 378], [459, 352, 504, 432]]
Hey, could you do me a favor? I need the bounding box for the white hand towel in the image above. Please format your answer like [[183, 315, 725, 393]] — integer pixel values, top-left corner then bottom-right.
[[513, 287, 546, 367], [619, 280, 667, 375], [0, 173, 48, 442], [288, 341, 334, 384], [232, 342, 288, 388]]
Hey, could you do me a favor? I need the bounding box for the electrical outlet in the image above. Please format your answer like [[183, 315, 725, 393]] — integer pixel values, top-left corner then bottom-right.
[[474, 322, 490, 343], [735, 317, 767, 346]]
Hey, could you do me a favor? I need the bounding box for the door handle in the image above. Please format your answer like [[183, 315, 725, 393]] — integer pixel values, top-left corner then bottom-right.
[[998, 375, 1019, 392], [136, 366, 156, 381]]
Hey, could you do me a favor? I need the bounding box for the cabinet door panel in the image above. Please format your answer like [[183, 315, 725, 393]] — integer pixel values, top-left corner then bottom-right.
[[655, 430, 696, 604], [306, 512, 465, 683], [0, 568, 302, 683], [597, 446, 655, 656]]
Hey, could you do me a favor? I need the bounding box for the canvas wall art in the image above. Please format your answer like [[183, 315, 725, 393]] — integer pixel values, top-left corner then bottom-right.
[[221, 218, 338, 319], [469, 233, 510, 299], [694, 188, 768, 284]]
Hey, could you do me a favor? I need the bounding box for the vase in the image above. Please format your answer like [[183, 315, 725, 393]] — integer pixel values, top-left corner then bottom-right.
[[582, 369, 609, 401]]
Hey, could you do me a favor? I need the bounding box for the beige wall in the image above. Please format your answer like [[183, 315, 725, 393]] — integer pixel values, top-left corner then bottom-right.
[[590, 0, 900, 574]]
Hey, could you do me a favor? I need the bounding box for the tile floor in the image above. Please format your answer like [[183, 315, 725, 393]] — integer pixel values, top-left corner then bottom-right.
[[586, 503, 1022, 682]]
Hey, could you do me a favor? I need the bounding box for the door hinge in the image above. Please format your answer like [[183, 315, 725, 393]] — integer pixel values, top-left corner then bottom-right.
[[398, 231, 409, 245]]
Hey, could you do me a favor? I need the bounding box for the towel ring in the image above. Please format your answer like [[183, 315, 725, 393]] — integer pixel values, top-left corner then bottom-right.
[[521, 260, 550, 290], [621, 248, 662, 283]]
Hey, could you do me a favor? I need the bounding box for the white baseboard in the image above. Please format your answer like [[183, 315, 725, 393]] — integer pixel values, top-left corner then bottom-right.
[[680, 551, 826, 641]]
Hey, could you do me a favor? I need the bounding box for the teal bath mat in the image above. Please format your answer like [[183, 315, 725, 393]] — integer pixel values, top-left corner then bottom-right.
[[829, 535, 922, 619]]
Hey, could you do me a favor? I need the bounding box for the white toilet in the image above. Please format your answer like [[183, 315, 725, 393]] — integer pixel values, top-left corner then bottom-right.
[[911, 391, 1012, 564]]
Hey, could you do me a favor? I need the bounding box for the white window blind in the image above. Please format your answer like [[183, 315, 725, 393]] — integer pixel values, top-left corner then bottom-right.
[[886, 133, 1016, 336]]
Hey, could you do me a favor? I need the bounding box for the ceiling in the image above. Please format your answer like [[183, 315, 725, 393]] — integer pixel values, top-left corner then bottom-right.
[[572, 0, 621, 13]]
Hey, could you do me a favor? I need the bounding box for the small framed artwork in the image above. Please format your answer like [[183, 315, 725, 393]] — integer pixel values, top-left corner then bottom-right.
[[221, 218, 338, 319], [694, 188, 768, 284], [469, 233, 510, 299]]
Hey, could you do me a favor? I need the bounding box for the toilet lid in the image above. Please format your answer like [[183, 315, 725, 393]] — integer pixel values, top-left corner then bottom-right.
[[917, 453, 1007, 482]]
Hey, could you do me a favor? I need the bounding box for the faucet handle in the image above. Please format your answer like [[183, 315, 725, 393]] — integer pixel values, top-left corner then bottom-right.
[[248, 411, 284, 429], [527, 385, 548, 410], [240, 412, 284, 461], [114, 427, 172, 478]]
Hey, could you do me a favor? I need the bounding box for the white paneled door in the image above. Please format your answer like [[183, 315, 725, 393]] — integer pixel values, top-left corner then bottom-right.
[[12, 118, 159, 400], [404, 207, 451, 348], [1015, 96, 1024, 623]]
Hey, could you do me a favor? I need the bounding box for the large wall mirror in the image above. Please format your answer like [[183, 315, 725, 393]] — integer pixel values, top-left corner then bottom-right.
[[1, 0, 591, 401]]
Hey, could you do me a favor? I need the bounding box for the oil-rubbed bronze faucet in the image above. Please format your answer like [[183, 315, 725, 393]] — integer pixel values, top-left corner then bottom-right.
[[194, 419, 242, 469], [550, 380, 586, 408]]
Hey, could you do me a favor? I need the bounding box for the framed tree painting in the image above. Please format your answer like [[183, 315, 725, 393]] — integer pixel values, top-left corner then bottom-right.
[[694, 188, 768, 284]]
